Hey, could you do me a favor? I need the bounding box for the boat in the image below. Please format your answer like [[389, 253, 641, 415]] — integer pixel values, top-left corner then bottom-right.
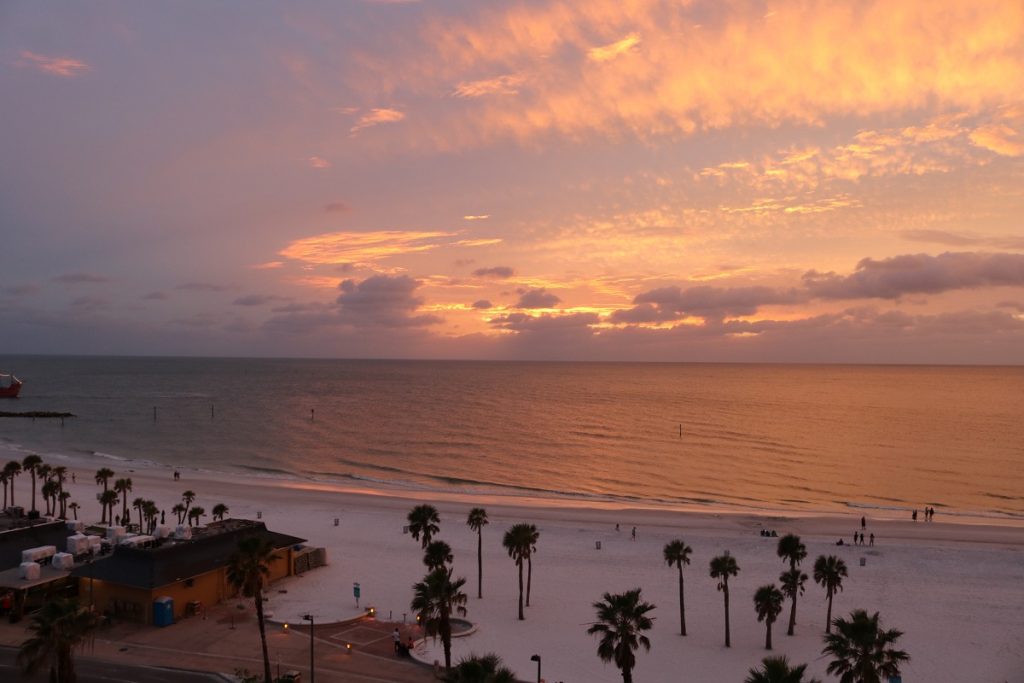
[[0, 373, 23, 398]]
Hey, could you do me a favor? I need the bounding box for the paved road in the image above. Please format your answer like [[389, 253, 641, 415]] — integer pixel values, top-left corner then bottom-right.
[[0, 646, 226, 683]]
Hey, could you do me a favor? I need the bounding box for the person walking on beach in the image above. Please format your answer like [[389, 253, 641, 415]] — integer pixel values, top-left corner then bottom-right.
[[631, 526, 636, 541], [912, 509, 918, 522], [392, 627, 401, 653], [861, 516, 866, 529], [869, 533, 874, 546]]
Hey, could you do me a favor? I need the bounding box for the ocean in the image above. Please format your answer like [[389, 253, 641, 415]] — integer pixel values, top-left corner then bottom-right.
[[1, 356, 1022, 523]]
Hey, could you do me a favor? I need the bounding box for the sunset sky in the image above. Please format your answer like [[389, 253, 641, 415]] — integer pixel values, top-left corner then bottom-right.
[[2, 0, 1023, 362]]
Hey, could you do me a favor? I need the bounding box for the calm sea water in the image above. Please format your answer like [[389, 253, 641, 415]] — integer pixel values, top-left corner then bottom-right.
[[0, 356, 1021, 522]]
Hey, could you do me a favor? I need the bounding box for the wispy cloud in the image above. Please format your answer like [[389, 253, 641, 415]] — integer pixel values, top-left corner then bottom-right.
[[176, 282, 229, 292], [17, 51, 90, 77], [308, 156, 331, 169], [53, 273, 108, 284], [280, 230, 454, 266], [350, 108, 406, 134], [453, 74, 525, 98], [587, 33, 641, 62], [462, 214, 490, 221]]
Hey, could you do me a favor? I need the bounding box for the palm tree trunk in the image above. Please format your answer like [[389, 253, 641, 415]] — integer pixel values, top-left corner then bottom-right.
[[477, 530, 483, 599], [678, 564, 686, 636], [253, 588, 272, 683], [621, 664, 633, 683], [825, 589, 833, 633], [517, 560, 524, 620], [30, 471, 36, 513], [723, 584, 731, 647], [441, 610, 452, 670], [766, 619, 773, 649], [526, 556, 532, 607], [787, 592, 797, 636]]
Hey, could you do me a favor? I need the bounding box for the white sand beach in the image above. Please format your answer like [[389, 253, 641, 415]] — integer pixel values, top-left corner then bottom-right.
[[20, 452, 1024, 683]]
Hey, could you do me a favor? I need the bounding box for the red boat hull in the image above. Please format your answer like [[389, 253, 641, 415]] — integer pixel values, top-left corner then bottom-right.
[[0, 381, 22, 398]]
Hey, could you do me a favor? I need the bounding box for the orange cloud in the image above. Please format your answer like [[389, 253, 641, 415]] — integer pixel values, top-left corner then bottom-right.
[[350, 108, 406, 134], [378, 0, 1024, 147], [308, 156, 331, 169], [281, 230, 453, 265], [453, 74, 525, 98], [17, 51, 90, 77]]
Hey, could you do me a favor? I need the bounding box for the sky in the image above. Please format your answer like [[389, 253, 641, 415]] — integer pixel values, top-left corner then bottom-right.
[[2, 0, 1023, 363]]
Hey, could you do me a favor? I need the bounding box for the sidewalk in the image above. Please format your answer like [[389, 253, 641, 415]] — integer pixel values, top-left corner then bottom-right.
[[0, 602, 435, 683]]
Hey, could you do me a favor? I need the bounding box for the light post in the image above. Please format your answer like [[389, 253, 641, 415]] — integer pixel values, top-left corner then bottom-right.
[[302, 613, 315, 683], [530, 654, 541, 683]]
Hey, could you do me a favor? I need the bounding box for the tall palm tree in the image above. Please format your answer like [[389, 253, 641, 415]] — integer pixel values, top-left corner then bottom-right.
[[777, 534, 807, 636], [94, 467, 114, 496], [586, 588, 656, 683], [41, 480, 59, 517], [172, 502, 187, 525], [444, 653, 516, 683], [466, 507, 488, 599], [1, 466, 9, 508], [188, 506, 205, 527], [58, 491, 71, 519], [182, 489, 196, 511], [813, 555, 848, 634], [822, 610, 910, 683], [17, 597, 99, 683], [780, 567, 808, 636], [502, 523, 534, 620], [663, 539, 692, 636], [709, 552, 740, 647], [113, 478, 132, 524], [143, 500, 160, 533], [68, 502, 80, 521], [745, 656, 822, 683], [524, 524, 539, 607], [226, 536, 279, 683], [99, 490, 118, 526], [754, 584, 785, 650], [424, 540, 454, 571], [5, 460, 22, 506], [212, 503, 229, 521], [408, 504, 441, 549], [133, 497, 146, 529], [411, 567, 468, 671], [21, 454, 43, 513]]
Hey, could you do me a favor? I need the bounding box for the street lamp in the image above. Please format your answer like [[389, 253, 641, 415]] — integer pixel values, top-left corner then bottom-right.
[[302, 614, 315, 683], [530, 654, 541, 683]]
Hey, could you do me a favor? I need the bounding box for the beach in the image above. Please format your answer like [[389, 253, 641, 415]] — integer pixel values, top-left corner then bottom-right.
[[19, 450, 1024, 683]]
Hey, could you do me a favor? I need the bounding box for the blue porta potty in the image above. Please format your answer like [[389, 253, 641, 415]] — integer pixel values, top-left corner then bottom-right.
[[153, 596, 174, 627]]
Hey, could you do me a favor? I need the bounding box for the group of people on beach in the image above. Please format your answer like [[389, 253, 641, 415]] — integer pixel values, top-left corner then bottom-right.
[[392, 627, 415, 658], [913, 506, 936, 522]]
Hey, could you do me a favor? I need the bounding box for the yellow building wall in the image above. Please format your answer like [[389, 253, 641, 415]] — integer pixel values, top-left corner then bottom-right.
[[78, 544, 296, 624]]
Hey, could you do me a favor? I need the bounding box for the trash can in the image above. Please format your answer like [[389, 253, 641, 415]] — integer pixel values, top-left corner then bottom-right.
[[153, 597, 174, 627]]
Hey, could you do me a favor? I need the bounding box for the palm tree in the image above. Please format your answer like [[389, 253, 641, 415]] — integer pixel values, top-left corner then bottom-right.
[[133, 497, 146, 529], [822, 610, 910, 683], [408, 504, 441, 549], [813, 555, 848, 634], [1, 467, 9, 508], [424, 540, 454, 571], [58, 491, 71, 519], [745, 656, 821, 683], [502, 523, 534, 620], [41, 480, 59, 517], [212, 503, 229, 521], [5, 460, 22, 506], [188, 506, 205, 527], [444, 653, 516, 683], [466, 507, 488, 599], [182, 489, 196, 511], [99, 490, 118, 526], [172, 502, 187, 525], [777, 534, 807, 635], [226, 536, 279, 683], [709, 552, 740, 647], [17, 597, 99, 683], [780, 567, 808, 636], [754, 584, 785, 650], [113, 478, 132, 524], [586, 588, 656, 683], [411, 567, 468, 671], [143, 500, 160, 533], [68, 502, 80, 520], [94, 467, 114, 495], [663, 539, 692, 636], [524, 524, 539, 606], [21, 454, 43, 513]]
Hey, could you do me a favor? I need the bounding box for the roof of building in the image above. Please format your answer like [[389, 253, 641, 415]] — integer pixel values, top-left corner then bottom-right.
[[70, 519, 306, 590], [0, 519, 71, 572]]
